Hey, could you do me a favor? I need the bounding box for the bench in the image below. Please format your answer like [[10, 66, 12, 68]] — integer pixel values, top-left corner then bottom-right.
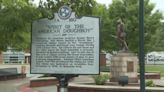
[[0, 68, 26, 80]]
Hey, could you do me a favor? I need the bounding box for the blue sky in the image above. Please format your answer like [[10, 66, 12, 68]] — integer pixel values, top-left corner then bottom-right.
[[96, 0, 164, 13]]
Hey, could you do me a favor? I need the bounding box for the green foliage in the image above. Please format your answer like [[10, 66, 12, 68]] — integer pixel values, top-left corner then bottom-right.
[[93, 73, 109, 85], [0, 0, 163, 53], [145, 80, 155, 87], [92, 3, 115, 52], [101, 0, 163, 52], [100, 66, 110, 72], [39, 0, 96, 17], [149, 22, 164, 51], [0, 0, 40, 50], [0, 0, 97, 51]]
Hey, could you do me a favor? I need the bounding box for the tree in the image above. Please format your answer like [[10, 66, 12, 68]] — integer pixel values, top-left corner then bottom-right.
[[92, 3, 116, 52], [150, 22, 164, 51], [104, 0, 163, 53], [0, 0, 40, 51], [38, 0, 96, 18], [41, 0, 163, 53], [0, 0, 163, 53], [0, 0, 97, 51]]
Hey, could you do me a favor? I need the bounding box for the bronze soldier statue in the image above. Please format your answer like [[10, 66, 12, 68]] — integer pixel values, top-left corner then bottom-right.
[[116, 18, 128, 51]]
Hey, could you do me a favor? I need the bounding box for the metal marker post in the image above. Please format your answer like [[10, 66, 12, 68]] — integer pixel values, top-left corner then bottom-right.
[[54, 75, 68, 92], [54, 74, 78, 92], [59, 75, 68, 92], [139, 0, 145, 92]]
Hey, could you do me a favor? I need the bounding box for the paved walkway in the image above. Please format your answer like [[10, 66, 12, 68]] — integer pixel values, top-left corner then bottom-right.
[[0, 78, 29, 92], [19, 75, 93, 92], [0, 64, 164, 92], [0, 75, 93, 92], [0, 77, 57, 92], [153, 77, 164, 87], [1, 75, 164, 92], [20, 83, 57, 92]]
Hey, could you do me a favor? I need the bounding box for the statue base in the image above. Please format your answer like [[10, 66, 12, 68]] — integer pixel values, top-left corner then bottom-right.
[[110, 52, 138, 83]]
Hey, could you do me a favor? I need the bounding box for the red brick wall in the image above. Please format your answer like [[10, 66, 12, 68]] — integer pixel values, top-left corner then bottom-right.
[[0, 52, 3, 64], [68, 86, 139, 92], [67, 86, 163, 92], [30, 79, 58, 87], [100, 53, 106, 66], [138, 72, 160, 79]]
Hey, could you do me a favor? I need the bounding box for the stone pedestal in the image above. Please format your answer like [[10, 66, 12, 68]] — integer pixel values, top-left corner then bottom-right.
[[110, 52, 138, 83]]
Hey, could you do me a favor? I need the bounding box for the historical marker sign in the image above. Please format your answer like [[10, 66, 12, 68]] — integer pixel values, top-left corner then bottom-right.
[[31, 6, 100, 74]]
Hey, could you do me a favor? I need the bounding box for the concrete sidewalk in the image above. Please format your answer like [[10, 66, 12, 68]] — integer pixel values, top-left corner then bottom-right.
[[0, 78, 29, 92], [23, 76, 164, 92], [20, 75, 93, 92], [153, 77, 164, 87], [0, 75, 164, 92], [0, 77, 57, 92], [0, 75, 93, 92]]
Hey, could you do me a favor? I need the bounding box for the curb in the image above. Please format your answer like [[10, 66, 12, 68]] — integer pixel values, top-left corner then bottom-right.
[[19, 83, 41, 92]]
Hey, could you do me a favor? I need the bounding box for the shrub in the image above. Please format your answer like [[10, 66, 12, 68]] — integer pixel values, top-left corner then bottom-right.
[[100, 66, 110, 72], [145, 80, 155, 87], [93, 73, 109, 85]]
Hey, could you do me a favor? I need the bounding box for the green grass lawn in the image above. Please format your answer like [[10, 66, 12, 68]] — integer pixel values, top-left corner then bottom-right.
[[145, 65, 164, 77], [101, 65, 164, 77]]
